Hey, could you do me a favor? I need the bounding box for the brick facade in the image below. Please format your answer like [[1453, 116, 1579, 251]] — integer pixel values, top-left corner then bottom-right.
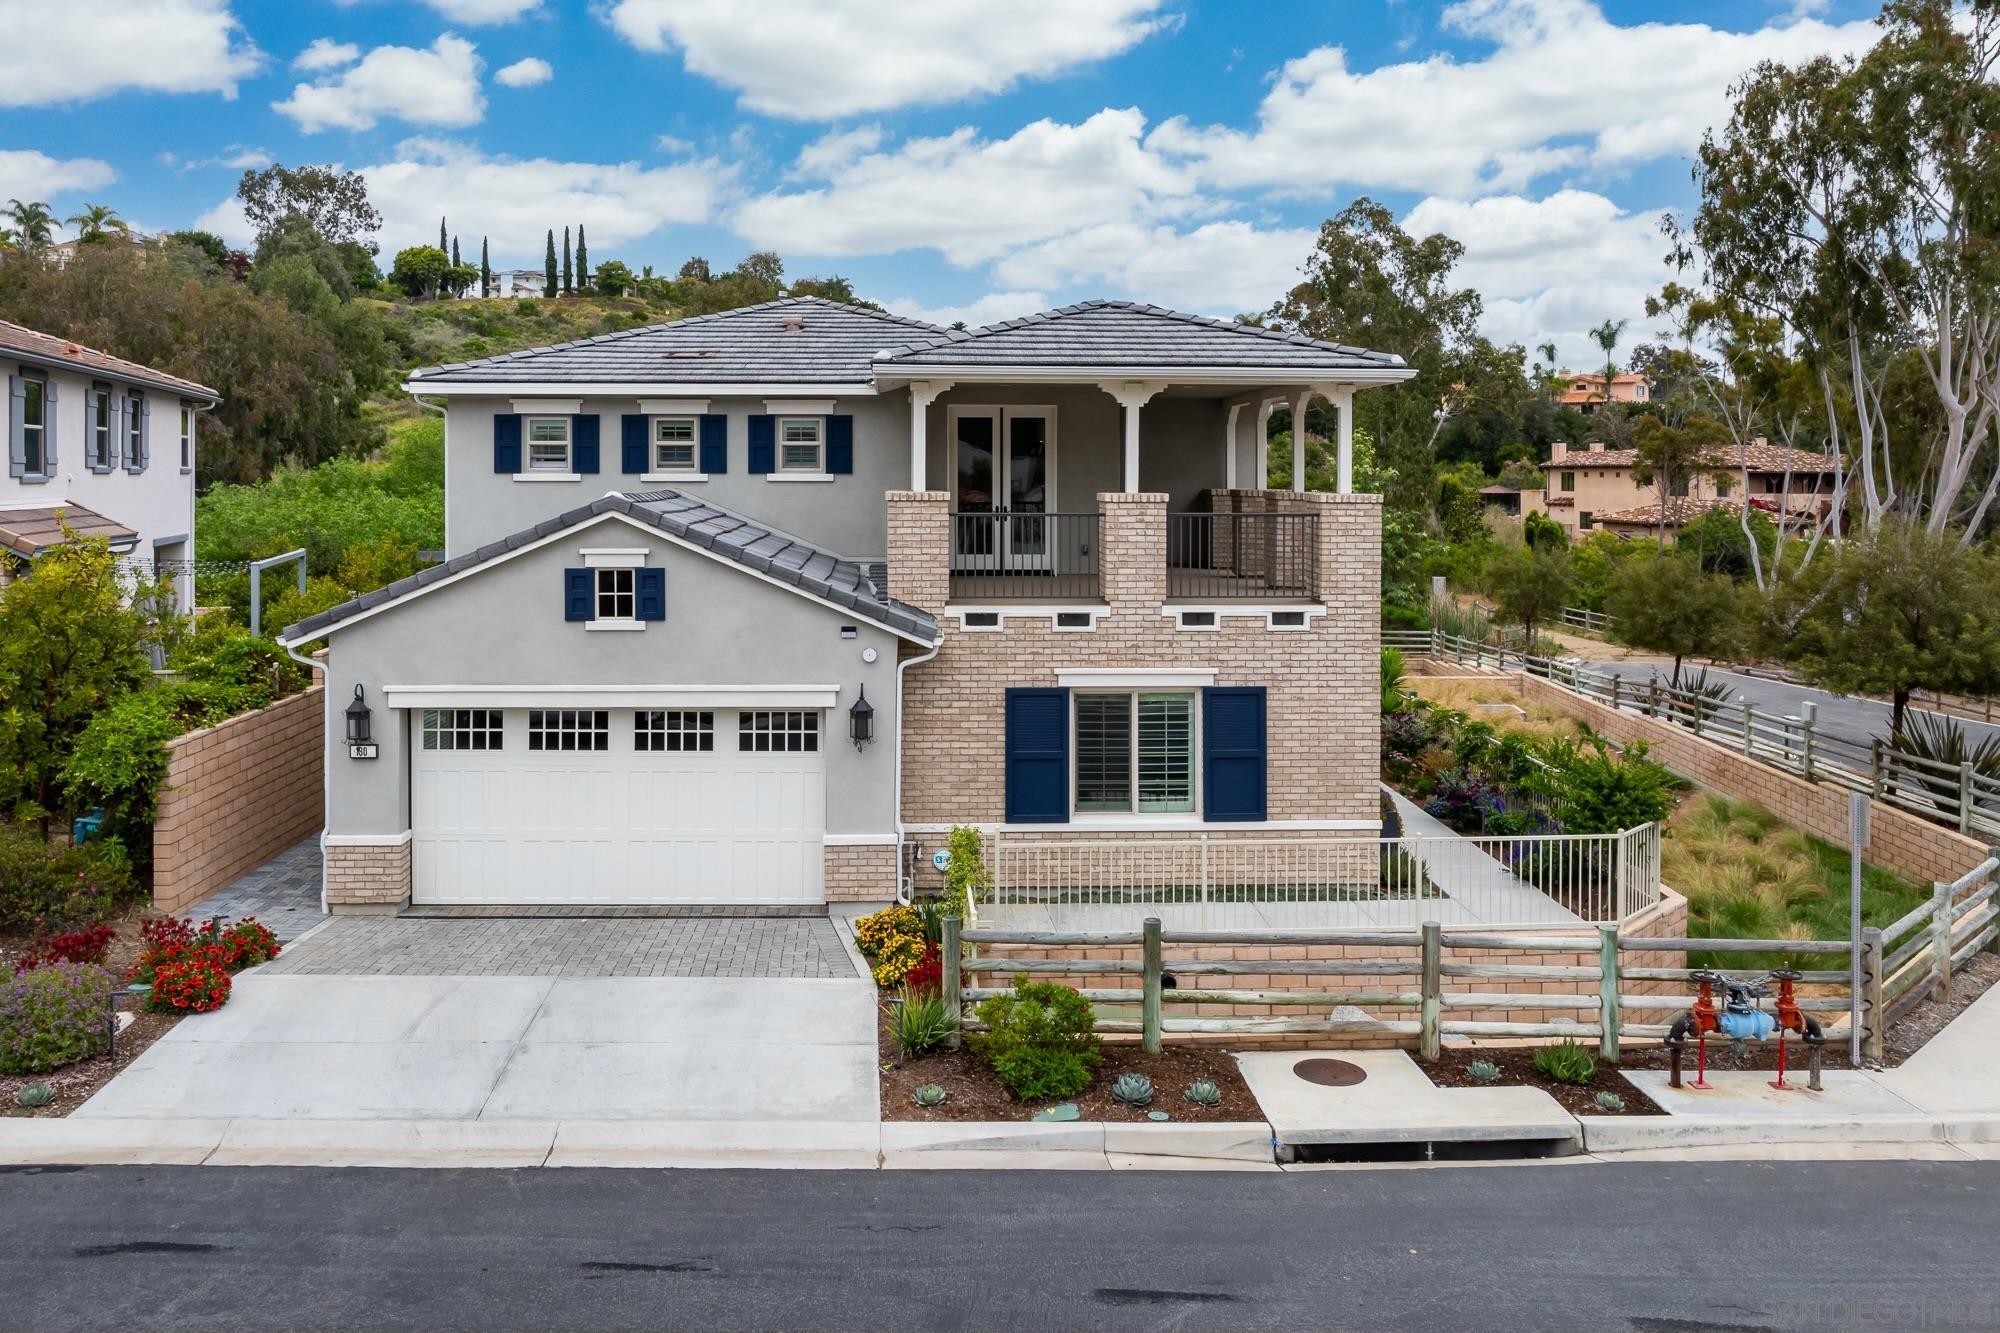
[[825, 843, 899, 901], [324, 839, 413, 911], [151, 687, 325, 915]]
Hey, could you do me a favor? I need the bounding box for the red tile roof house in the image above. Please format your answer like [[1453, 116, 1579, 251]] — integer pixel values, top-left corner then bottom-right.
[[276, 298, 1416, 913], [1534, 437, 1837, 540], [1, 320, 218, 606]]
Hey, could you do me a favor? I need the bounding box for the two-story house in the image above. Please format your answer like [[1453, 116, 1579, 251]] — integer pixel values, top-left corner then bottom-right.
[[3, 320, 217, 607], [1536, 437, 1835, 540], [1556, 370, 1650, 414], [279, 298, 1412, 910]]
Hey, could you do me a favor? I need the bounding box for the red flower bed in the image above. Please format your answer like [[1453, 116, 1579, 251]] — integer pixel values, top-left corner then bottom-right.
[[149, 955, 231, 1013], [128, 915, 282, 1011], [903, 943, 944, 997], [14, 923, 117, 974]]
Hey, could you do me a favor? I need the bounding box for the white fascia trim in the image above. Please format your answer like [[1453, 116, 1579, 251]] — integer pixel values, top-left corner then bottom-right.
[[581, 548, 648, 567], [641, 472, 708, 483], [513, 472, 582, 483], [511, 397, 582, 415], [764, 398, 836, 414], [638, 399, 710, 415], [905, 819, 1383, 834], [948, 605, 1109, 631], [407, 381, 880, 398], [1056, 667, 1217, 688], [382, 684, 840, 710], [322, 830, 414, 847], [824, 832, 898, 847], [281, 511, 935, 648], [874, 366, 1417, 387]]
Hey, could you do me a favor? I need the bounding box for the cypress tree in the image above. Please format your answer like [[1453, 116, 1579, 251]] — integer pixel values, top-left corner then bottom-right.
[[544, 229, 557, 296], [450, 237, 460, 268], [575, 224, 588, 292], [480, 237, 491, 298], [561, 225, 573, 296], [439, 216, 448, 252]]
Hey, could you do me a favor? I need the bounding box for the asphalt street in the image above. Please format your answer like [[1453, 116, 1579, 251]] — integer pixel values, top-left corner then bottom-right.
[[5, 1160, 1998, 1331]]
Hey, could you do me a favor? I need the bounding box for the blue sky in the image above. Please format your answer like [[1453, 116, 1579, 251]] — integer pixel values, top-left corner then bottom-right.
[[2, 0, 1883, 363]]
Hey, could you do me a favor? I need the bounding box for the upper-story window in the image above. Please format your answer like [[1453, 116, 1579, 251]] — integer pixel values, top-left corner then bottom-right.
[[179, 405, 194, 471], [653, 416, 697, 473], [90, 385, 114, 470], [595, 567, 635, 621], [526, 416, 571, 471], [778, 417, 823, 473], [17, 372, 47, 476], [124, 392, 144, 470], [1560, 471, 1575, 492]]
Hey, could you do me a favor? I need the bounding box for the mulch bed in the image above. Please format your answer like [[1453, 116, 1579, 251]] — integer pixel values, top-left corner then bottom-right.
[[1423, 1047, 1665, 1116], [878, 1007, 1257, 1122]]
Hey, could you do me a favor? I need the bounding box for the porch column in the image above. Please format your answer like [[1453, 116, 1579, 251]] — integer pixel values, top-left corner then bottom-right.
[[1223, 402, 1244, 490], [1333, 386, 1356, 495], [907, 380, 950, 492], [1256, 399, 1276, 491], [1103, 381, 1166, 492], [1290, 389, 1316, 492]]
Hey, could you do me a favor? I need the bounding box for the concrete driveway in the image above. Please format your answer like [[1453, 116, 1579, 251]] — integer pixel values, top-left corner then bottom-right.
[[76, 917, 881, 1124]]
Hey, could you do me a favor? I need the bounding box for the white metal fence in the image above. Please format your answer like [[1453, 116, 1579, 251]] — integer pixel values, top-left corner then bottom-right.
[[969, 825, 1661, 933], [1389, 627, 2000, 842]]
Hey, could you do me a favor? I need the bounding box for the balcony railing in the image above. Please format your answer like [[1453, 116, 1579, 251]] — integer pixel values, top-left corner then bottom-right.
[[1166, 512, 1319, 601], [949, 511, 1102, 601]]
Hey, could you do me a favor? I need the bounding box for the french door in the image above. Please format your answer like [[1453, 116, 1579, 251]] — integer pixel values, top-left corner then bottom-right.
[[949, 406, 1056, 572]]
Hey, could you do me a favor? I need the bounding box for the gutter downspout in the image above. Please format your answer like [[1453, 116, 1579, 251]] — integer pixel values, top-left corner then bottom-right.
[[893, 636, 942, 905], [282, 638, 334, 915]]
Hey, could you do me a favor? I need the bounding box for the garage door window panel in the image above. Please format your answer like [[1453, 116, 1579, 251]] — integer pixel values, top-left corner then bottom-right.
[[740, 710, 819, 753], [529, 709, 609, 752], [637, 709, 714, 752], [422, 708, 504, 751]]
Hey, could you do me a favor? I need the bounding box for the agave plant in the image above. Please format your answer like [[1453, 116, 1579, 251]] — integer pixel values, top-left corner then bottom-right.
[[1893, 711, 2000, 814], [1111, 1072, 1154, 1107], [1593, 1091, 1626, 1113], [1466, 1059, 1501, 1084], [912, 1083, 946, 1109], [14, 1083, 53, 1109], [1183, 1079, 1222, 1107]]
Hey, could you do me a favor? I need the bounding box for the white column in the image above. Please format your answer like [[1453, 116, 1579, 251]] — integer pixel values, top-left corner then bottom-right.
[[1223, 402, 1243, 491], [907, 380, 948, 491], [1334, 386, 1355, 495], [1291, 389, 1315, 492], [1256, 400, 1275, 490], [1103, 381, 1166, 492]]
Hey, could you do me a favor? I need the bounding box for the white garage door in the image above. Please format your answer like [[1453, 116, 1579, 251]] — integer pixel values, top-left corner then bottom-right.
[[411, 706, 825, 905]]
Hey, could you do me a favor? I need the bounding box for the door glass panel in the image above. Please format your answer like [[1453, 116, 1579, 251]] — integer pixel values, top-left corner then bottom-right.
[[955, 413, 998, 563], [1074, 695, 1133, 813], [1007, 413, 1049, 558]]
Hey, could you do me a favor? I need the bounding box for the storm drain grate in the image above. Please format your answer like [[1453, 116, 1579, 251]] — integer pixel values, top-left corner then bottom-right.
[[1292, 1058, 1368, 1087]]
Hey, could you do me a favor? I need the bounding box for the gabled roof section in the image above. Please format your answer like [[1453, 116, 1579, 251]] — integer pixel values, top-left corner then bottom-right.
[[874, 300, 1408, 373], [0, 503, 139, 558], [280, 490, 938, 645], [407, 296, 945, 387], [0, 320, 218, 401]]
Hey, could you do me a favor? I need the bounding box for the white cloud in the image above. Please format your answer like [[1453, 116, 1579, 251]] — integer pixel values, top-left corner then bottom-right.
[[885, 291, 1051, 330], [1148, 0, 1880, 196], [421, 0, 540, 20], [275, 34, 486, 134], [294, 38, 360, 72], [0, 0, 261, 107], [191, 198, 253, 247], [0, 150, 116, 203], [736, 109, 1194, 266], [1400, 189, 1669, 366], [994, 220, 1318, 316], [603, 0, 1173, 118], [494, 57, 552, 88], [160, 145, 273, 173]]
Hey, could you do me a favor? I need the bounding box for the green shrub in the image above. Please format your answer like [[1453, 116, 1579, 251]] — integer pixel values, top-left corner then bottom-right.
[[0, 828, 138, 932], [894, 987, 960, 1058], [972, 977, 1102, 1101], [0, 962, 115, 1074], [1381, 646, 1407, 711], [1524, 736, 1674, 833], [940, 824, 991, 920], [1533, 1038, 1596, 1086], [264, 576, 355, 638]]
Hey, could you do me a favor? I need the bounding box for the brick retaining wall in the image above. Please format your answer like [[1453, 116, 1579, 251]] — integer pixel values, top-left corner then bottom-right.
[[152, 686, 325, 915]]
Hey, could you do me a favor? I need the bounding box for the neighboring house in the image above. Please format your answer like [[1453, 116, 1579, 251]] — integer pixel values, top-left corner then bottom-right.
[[2, 320, 217, 608], [1477, 484, 1544, 518], [489, 270, 547, 300], [43, 230, 164, 270], [279, 297, 1413, 910], [1556, 370, 1650, 414], [1536, 437, 1835, 539]]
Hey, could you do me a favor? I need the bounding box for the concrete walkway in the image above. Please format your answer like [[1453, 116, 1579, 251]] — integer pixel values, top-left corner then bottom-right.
[[1385, 789, 1586, 927], [178, 837, 325, 942]]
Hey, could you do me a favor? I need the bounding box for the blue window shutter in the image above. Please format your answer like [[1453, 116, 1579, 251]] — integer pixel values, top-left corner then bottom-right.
[[563, 568, 592, 621], [572, 414, 600, 473], [1203, 687, 1267, 822], [1004, 687, 1069, 824], [747, 414, 775, 473], [635, 567, 666, 621], [621, 415, 647, 473], [494, 414, 522, 473], [699, 414, 728, 474], [826, 414, 854, 474]]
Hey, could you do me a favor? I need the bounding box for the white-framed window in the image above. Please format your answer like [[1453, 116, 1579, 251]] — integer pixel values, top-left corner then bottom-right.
[[179, 404, 194, 470], [125, 392, 144, 469], [739, 710, 819, 753], [17, 372, 46, 476], [90, 385, 113, 470], [636, 710, 714, 752], [422, 708, 504, 751], [526, 416, 572, 471], [777, 417, 823, 473], [1073, 692, 1196, 815], [653, 416, 697, 472], [528, 709, 609, 752], [595, 567, 634, 621]]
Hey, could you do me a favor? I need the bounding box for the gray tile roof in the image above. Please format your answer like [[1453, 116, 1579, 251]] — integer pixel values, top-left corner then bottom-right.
[[280, 491, 939, 644], [875, 300, 1408, 372], [407, 297, 945, 386]]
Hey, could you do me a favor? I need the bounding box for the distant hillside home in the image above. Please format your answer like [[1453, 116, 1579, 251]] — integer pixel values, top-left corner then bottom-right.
[[44, 230, 166, 270], [488, 269, 548, 300], [1557, 370, 1650, 414], [1, 320, 218, 607], [1534, 437, 1836, 539]]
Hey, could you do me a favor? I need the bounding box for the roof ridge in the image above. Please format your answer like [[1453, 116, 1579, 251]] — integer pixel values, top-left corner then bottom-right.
[[871, 299, 1404, 366]]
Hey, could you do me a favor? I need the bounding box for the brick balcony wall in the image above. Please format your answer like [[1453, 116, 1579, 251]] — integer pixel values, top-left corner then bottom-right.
[[151, 686, 325, 915]]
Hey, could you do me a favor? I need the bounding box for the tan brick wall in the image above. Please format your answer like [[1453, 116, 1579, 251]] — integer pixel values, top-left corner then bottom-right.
[[825, 843, 898, 902], [151, 687, 325, 915], [1408, 671, 1996, 888], [324, 839, 412, 911], [896, 489, 1382, 831]]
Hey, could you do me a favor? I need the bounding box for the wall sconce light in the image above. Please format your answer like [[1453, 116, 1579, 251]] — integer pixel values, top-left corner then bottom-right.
[[849, 684, 875, 752], [346, 684, 378, 759]]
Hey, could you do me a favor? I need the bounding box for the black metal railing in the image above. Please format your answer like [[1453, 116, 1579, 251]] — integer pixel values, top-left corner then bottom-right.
[[1166, 512, 1319, 600], [949, 511, 1102, 601]]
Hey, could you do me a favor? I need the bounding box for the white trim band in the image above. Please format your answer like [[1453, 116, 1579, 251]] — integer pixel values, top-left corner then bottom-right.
[[322, 830, 415, 847], [823, 833, 899, 847], [382, 684, 840, 709], [638, 399, 710, 415], [1055, 667, 1217, 688], [510, 397, 582, 415]]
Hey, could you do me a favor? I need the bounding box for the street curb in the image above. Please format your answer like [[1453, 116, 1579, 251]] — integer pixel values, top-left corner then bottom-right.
[[1580, 1113, 1947, 1153]]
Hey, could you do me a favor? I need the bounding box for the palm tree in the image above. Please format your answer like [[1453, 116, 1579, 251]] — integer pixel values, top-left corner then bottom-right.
[[1589, 318, 1627, 408], [4, 199, 54, 252], [65, 202, 127, 243], [1536, 340, 1560, 402]]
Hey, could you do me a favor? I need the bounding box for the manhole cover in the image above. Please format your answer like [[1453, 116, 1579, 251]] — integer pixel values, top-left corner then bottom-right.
[[1293, 1058, 1368, 1087]]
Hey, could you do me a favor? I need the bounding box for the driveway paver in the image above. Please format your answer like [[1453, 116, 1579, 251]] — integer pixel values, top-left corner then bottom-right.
[[179, 837, 325, 941]]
